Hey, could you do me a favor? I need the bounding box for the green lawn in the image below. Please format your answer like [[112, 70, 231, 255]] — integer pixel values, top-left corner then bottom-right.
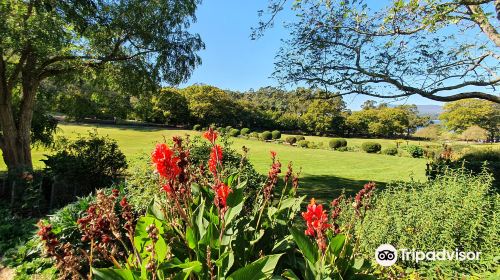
[[0, 123, 436, 201]]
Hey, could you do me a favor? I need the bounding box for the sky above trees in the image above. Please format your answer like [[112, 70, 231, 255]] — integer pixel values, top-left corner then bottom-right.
[[181, 0, 448, 110]]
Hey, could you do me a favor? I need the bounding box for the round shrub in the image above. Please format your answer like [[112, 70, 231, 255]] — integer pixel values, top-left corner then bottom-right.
[[382, 147, 398, 156], [285, 136, 297, 145], [298, 140, 310, 148], [250, 132, 259, 138], [406, 145, 424, 158], [361, 142, 381, 153], [240, 128, 251, 136], [339, 138, 347, 147], [296, 135, 306, 141], [229, 128, 240, 137], [225, 125, 232, 132], [192, 124, 202, 131], [260, 131, 272, 141], [271, 130, 281, 140], [329, 138, 343, 149]]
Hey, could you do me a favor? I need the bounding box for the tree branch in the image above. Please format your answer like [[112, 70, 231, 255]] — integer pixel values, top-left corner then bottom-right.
[[467, 4, 500, 47]]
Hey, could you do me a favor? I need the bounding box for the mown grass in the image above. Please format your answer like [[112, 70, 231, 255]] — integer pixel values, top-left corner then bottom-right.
[[2, 123, 496, 200]]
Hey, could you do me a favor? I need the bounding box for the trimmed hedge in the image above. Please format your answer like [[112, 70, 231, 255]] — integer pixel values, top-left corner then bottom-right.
[[285, 136, 297, 145], [260, 131, 272, 141], [329, 138, 347, 149], [298, 140, 310, 148], [240, 128, 251, 136], [382, 147, 398, 156], [361, 142, 381, 153], [296, 135, 306, 141], [229, 128, 240, 137], [271, 130, 281, 140]]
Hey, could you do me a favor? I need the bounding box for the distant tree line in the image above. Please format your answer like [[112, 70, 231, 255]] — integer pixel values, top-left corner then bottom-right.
[[42, 77, 433, 138]]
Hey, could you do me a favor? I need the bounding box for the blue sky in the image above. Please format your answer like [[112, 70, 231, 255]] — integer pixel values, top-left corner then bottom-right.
[[181, 1, 445, 110]]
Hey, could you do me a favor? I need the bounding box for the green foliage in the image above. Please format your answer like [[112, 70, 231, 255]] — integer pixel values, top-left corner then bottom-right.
[[329, 138, 347, 149], [405, 145, 424, 158], [271, 130, 281, 139], [260, 131, 272, 141], [193, 124, 202, 131], [285, 136, 297, 145], [0, 202, 37, 257], [151, 88, 189, 125], [229, 128, 240, 137], [440, 100, 499, 139], [298, 140, 310, 148], [301, 97, 346, 135], [361, 142, 381, 153], [296, 135, 306, 141], [42, 132, 127, 204], [240, 128, 251, 136], [249, 132, 259, 139], [381, 147, 398, 156], [351, 169, 499, 277]]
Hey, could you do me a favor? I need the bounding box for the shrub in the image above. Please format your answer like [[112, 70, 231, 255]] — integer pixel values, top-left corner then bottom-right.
[[285, 136, 297, 145], [296, 135, 306, 141], [339, 138, 347, 147], [192, 124, 202, 131], [240, 127, 251, 136], [361, 142, 381, 153], [298, 140, 310, 148], [346, 169, 499, 277], [329, 138, 343, 149], [249, 131, 259, 138], [225, 125, 233, 132], [382, 147, 398, 156], [229, 128, 240, 137], [260, 130, 272, 141], [406, 145, 424, 158], [42, 132, 127, 206], [271, 130, 281, 139]]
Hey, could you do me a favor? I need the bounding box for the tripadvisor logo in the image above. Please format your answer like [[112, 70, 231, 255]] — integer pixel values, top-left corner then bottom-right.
[[375, 244, 481, 267]]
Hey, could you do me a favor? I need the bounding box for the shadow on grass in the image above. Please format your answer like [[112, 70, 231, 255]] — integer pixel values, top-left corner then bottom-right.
[[297, 175, 386, 203]]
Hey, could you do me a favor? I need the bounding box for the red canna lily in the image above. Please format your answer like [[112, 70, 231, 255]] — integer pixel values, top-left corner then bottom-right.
[[208, 145, 223, 176], [214, 182, 232, 209], [152, 143, 181, 180], [302, 198, 331, 252], [203, 128, 218, 144]]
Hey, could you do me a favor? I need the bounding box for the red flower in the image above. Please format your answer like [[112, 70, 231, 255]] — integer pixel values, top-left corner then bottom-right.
[[214, 182, 232, 209], [208, 145, 223, 176], [152, 143, 181, 180], [203, 128, 218, 144], [302, 198, 331, 237], [270, 151, 276, 159]]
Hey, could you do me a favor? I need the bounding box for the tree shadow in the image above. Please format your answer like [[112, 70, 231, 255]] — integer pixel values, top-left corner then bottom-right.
[[297, 175, 387, 203], [59, 122, 188, 133]]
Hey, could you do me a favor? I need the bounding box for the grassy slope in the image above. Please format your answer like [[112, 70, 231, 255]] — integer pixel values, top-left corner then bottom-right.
[[0, 123, 451, 200]]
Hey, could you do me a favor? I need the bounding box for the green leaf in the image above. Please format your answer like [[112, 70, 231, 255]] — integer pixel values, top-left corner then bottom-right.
[[227, 254, 283, 280], [155, 236, 168, 262], [195, 198, 207, 239], [186, 226, 197, 249], [225, 187, 245, 226], [329, 234, 346, 257], [147, 198, 165, 220], [290, 227, 318, 264], [92, 268, 139, 280], [281, 269, 300, 280]]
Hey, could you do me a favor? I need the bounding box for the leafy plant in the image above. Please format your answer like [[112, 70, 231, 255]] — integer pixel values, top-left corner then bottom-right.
[[361, 142, 381, 153], [260, 131, 272, 141], [271, 130, 282, 140], [193, 124, 202, 131], [240, 128, 251, 136], [229, 128, 240, 137], [298, 140, 310, 148], [405, 145, 424, 158], [286, 136, 297, 145], [382, 147, 398, 156]]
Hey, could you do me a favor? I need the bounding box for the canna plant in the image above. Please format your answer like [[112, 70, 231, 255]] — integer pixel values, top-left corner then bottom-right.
[[284, 183, 376, 280], [37, 128, 377, 279]]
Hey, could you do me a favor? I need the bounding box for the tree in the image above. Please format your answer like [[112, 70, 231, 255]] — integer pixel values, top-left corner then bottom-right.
[[301, 97, 345, 135], [151, 88, 190, 125], [440, 99, 499, 139], [461, 125, 489, 142], [0, 0, 203, 173], [182, 85, 240, 126], [414, 124, 442, 140], [256, 0, 500, 103]]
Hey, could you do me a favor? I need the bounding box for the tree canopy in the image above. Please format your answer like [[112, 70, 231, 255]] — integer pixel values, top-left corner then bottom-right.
[[255, 0, 500, 103], [0, 0, 204, 171]]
